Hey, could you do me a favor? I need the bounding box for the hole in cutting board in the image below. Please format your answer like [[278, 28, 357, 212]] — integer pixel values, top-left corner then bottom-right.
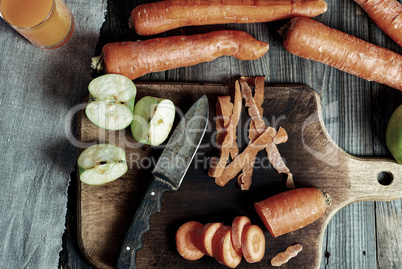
[[377, 171, 394, 186]]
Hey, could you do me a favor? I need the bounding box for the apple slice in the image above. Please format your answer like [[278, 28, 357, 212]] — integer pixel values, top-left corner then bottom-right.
[[78, 143, 128, 185], [131, 96, 175, 146], [85, 74, 136, 130]]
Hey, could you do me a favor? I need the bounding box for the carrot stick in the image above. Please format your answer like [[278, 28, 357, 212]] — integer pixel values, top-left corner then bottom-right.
[[215, 96, 233, 149], [215, 125, 275, 187], [130, 0, 328, 36], [254, 187, 330, 237], [209, 81, 242, 178], [237, 77, 265, 190], [92, 30, 269, 81], [354, 0, 402, 47], [238, 78, 294, 188], [241, 225, 266, 263], [176, 221, 205, 260], [282, 17, 402, 92]]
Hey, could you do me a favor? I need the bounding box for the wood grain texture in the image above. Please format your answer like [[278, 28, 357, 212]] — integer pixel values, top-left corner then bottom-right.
[[76, 83, 402, 269], [60, 1, 402, 269]]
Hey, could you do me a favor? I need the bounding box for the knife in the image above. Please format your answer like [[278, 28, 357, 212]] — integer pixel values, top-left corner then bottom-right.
[[116, 95, 209, 269]]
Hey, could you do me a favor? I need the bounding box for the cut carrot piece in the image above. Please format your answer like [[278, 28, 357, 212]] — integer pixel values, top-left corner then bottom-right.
[[237, 76, 265, 190], [271, 243, 303, 266], [254, 188, 329, 237], [215, 126, 275, 187], [176, 221, 205, 260], [231, 216, 252, 254], [196, 222, 224, 257], [240, 78, 265, 134], [273, 126, 288, 144], [241, 225, 265, 263], [212, 226, 242, 268], [210, 81, 241, 178], [215, 96, 233, 148]]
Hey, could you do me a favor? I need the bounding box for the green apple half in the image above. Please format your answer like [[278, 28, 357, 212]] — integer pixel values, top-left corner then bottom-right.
[[386, 104, 402, 165], [85, 74, 137, 130], [131, 96, 175, 146], [78, 143, 128, 185]]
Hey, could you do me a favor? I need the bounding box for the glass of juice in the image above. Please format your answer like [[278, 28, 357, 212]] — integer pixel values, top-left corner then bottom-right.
[[0, 0, 74, 49]]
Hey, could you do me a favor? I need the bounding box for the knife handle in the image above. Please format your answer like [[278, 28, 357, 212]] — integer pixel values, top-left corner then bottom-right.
[[116, 176, 172, 269]]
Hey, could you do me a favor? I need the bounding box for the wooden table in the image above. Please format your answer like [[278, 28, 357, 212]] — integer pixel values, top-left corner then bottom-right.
[[59, 0, 402, 268]]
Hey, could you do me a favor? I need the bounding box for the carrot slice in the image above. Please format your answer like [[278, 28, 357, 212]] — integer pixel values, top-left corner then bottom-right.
[[212, 226, 242, 268], [241, 225, 266, 263], [196, 222, 224, 257], [254, 188, 329, 237], [176, 221, 205, 260], [231, 216, 252, 254]]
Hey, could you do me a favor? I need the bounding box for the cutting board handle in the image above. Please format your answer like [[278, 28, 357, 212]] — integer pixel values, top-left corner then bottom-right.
[[348, 157, 402, 202]]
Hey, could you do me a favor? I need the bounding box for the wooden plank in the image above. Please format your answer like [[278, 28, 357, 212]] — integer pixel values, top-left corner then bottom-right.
[[62, 0, 402, 269], [76, 82, 402, 269]]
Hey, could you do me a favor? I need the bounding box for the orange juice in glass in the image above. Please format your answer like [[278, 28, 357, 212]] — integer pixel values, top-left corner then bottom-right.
[[0, 0, 74, 49]]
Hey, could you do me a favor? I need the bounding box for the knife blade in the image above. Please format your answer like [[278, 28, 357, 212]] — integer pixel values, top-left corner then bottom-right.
[[116, 95, 209, 269]]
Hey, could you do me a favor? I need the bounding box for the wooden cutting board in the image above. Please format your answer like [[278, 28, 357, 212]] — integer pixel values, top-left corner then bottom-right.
[[77, 82, 402, 269]]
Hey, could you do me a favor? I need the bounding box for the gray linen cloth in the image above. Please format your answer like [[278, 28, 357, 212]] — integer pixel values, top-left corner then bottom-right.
[[0, 1, 105, 268]]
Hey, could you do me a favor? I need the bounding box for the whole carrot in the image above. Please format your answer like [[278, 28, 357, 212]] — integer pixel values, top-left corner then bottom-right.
[[254, 187, 330, 237], [354, 0, 402, 47], [282, 17, 402, 92], [92, 30, 269, 80], [131, 0, 328, 36]]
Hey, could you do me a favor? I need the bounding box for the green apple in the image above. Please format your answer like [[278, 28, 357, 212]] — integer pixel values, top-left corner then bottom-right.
[[85, 74, 136, 130], [78, 144, 128, 185], [386, 104, 402, 165], [131, 96, 175, 146]]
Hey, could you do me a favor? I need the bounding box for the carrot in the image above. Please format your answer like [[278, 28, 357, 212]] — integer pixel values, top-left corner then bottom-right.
[[238, 78, 294, 189], [92, 30, 269, 81], [215, 96, 233, 150], [237, 77, 265, 190], [130, 0, 328, 36], [231, 216, 252, 254], [176, 221, 205, 260], [241, 225, 266, 263], [196, 222, 224, 257], [282, 17, 402, 92], [209, 81, 242, 178], [354, 0, 402, 47], [215, 125, 275, 187], [273, 126, 288, 144], [216, 96, 239, 160], [254, 187, 330, 237], [271, 243, 303, 266], [212, 226, 242, 268]]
